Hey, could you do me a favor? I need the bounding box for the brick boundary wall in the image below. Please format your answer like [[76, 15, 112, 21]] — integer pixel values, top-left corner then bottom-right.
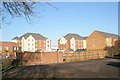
[[22, 50, 107, 65], [65, 50, 107, 62], [22, 52, 63, 65]]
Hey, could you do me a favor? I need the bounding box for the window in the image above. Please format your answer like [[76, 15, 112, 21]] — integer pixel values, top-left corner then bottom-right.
[[6, 52, 9, 58], [17, 47, 19, 50], [93, 44, 95, 47], [47, 45, 49, 47], [28, 48, 30, 50], [72, 44, 74, 46], [32, 44, 34, 46], [14, 47, 16, 50], [47, 41, 49, 43], [28, 39, 30, 41], [93, 38, 95, 42], [106, 38, 109, 42], [5, 47, 8, 50], [28, 44, 30, 46]]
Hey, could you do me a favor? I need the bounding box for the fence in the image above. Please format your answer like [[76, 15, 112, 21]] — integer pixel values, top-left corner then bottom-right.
[[22, 52, 63, 65], [65, 50, 107, 62]]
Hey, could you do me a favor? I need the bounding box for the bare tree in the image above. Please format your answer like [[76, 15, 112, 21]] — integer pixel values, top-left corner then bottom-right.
[[0, 1, 58, 25], [1, 2, 36, 23]]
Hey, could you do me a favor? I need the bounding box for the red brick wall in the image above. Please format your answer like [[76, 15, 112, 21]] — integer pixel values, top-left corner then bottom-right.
[[22, 52, 63, 65], [58, 41, 67, 50], [86, 31, 106, 50], [35, 40, 46, 49], [65, 50, 107, 62], [17, 40, 22, 47]]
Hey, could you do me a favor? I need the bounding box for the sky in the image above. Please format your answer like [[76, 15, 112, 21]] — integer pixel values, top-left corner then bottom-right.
[[1, 2, 118, 46]]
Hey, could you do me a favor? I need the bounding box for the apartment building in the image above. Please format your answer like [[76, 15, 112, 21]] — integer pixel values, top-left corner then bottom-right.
[[58, 33, 87, 51], [0, 42, 21, 59], [86, 30, 118, 50], [12, 33, 51, 52]]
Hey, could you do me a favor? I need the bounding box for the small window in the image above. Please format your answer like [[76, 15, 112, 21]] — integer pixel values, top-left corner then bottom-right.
[[28, 39, 30, 41], [6, 52, 9, 58], [47, 41, 49, 43], [28, 44, 30, 46], [32, 44, 34, 46], [14, 47, 16, 50], [72, 44, 74, 46], [93, 39, 95, 42], [28, 48, 30, 50], [17, 47, 19, 50], [5, 47, 8, 50], [47, 45, 49, 47], [93, 44, 95, 47]]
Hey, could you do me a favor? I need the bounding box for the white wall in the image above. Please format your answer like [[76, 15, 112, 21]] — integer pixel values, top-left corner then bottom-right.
[[26, 35, 35, 52], [46, 39, 51, 51], [21, 37, 26, 51], [21, 35, 35, 52], [83, 40, 86, 49], [59, 37, 67, 44], [70, 37, 76, 51], [11, 40, 18, 43]]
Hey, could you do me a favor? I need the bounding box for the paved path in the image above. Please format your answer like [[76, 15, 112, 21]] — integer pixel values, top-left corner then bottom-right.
[[2, 58, 120, 79]]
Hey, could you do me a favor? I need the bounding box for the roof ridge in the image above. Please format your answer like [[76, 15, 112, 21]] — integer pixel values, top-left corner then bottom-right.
[[95, 30, 117, 35]]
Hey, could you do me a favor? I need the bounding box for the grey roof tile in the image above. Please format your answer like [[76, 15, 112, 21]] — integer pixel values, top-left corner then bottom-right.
[[64, 33, 82, 40], [12, 36, 19, 40], [18, 33, 47, 40]]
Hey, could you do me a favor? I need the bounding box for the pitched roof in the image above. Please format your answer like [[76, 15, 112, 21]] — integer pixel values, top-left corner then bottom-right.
[[94, 30, 118, 39], [0, 42, 19, 47], [18, 33, 47, 40], [81, 37, 87, 40], [63, 33, 82, 40], [12, 36, 19, 40]]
